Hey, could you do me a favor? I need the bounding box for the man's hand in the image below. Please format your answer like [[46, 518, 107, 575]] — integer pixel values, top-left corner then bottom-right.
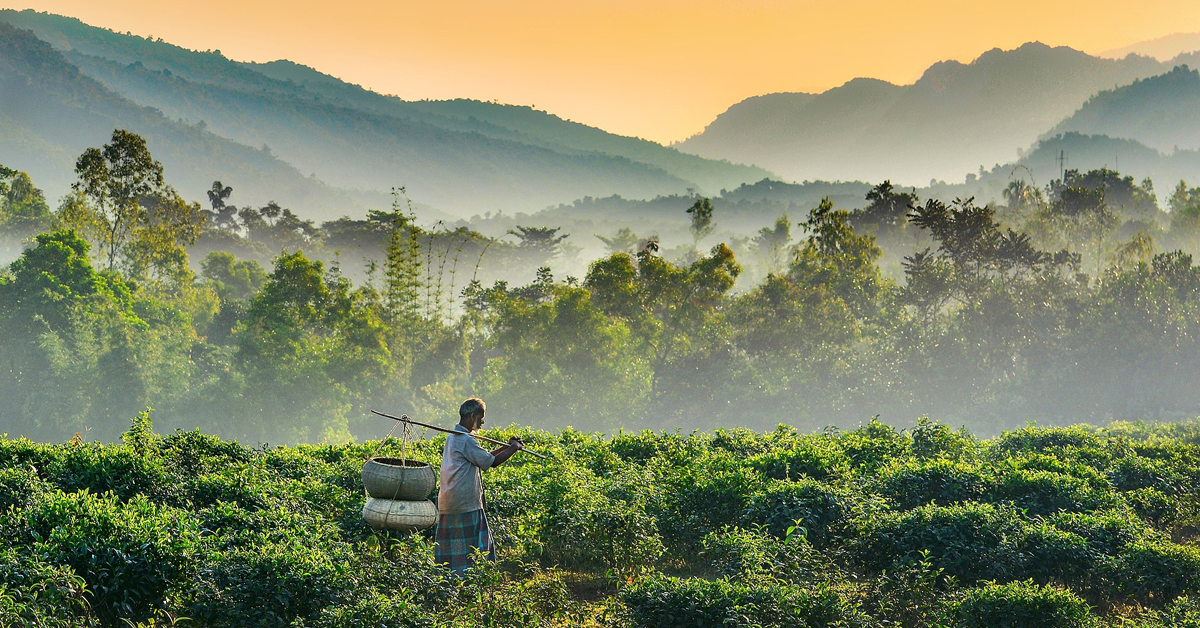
[[491, 437, 524, 468]]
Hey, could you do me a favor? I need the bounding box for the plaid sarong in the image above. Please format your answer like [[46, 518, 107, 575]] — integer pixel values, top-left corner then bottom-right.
[[434, 509, 494, 575]]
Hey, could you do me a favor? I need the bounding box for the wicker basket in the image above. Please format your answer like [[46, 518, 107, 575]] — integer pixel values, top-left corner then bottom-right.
[[362, 497, 438, 532], [361, 457, 436, 501]]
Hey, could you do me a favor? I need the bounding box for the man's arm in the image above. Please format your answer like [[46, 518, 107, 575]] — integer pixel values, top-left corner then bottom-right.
[[489, 437, 524, 468]]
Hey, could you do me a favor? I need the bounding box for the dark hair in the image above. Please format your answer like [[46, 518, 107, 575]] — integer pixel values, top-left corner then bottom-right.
[[459, 398, 486, 422]]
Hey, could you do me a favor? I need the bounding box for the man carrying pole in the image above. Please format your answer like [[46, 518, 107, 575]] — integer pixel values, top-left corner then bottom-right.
[[434, 397, 523, 575]]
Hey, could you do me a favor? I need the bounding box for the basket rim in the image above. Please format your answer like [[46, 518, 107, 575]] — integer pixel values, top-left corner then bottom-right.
[[366, 457, 432, 468]]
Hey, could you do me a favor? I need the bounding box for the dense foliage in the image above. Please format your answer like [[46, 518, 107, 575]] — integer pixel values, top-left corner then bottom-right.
[[6, 131, 1200, 442], [2, 417, 1199, 627]]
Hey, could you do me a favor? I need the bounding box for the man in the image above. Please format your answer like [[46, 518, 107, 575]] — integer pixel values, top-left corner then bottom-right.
[[434, 397, 522, 575]]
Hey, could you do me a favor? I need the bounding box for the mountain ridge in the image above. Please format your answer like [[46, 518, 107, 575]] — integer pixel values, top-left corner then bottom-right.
[[0, 9, 771, 218], [1049, 64, 1200, 154], [0, 20, 368, 219], [678, 42, 1167, 186]]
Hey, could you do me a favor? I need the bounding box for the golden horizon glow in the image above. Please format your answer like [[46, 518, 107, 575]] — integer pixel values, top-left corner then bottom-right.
[[7, 1, 1200, 143]]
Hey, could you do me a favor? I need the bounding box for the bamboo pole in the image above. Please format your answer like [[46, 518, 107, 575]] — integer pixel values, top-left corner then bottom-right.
[[370, 410, 548, 459]]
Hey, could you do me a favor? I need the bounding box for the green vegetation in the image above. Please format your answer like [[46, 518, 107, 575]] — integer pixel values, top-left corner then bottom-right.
[[2, 417, 1199, 627], [8, 126, 1200, 442]]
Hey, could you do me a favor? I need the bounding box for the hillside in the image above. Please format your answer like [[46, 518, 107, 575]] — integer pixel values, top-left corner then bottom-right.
[[0, 10, 770, 217], [1050, 65, 1200, 154], [0, 21, 361, 217], [678, 43, 1166, 186], [1101, 31, 1200, 60]]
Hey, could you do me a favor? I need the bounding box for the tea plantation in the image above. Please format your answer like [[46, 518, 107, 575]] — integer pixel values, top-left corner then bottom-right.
[[3, 413, 1200, 627]]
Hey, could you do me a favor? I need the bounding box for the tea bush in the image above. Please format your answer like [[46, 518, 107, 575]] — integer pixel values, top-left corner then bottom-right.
[[989, 466, 1113, 516], [14, 490, 200, 625], [742, 478, 852, 543], [750, 436, 849, 481], [654, 451, 762, 551], [701, 526, 832, 583], [1017, 523, 1096, 584], [44, 443, 169, 501], [619, 575, 865, 628], [184, 536, 352, 628], [854, 502, 1024, 583], [537, 467, 664, 569], [872, 458, 988, 510], [942, 580, 1095, 628], [0, 546, 95, 628], [0, 464, 48, 511], [2, 416, 1200, 626], [1105, 540, 1200, 604], [910, 417, 977, 461], [1140, 595, 1200, 628], [838, 419, 910, 472], [1047, 510, 1155, 556]]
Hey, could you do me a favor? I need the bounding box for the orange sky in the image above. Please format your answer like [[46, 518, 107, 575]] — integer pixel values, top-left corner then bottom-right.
[[8, 0, 1200, 143]]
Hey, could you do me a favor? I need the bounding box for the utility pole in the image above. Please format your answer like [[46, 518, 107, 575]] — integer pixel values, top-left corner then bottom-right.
[[1057, 150, 1067, 183]]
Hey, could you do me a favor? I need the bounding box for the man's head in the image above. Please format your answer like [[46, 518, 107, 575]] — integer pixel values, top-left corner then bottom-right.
[[459, 397, 486, 431]]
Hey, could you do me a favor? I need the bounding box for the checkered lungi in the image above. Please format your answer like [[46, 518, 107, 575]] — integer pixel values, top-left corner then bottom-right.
[[434, 509, 495, 574]]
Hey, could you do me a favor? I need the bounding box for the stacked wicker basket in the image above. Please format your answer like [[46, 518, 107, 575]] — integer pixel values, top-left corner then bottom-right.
[[361, 457, 438, 532]]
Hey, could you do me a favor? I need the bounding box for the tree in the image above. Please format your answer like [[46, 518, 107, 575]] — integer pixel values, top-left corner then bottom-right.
[[73, 129, 166, 270], [753, 214, 791, 274], [1046, 171, 1119, 276], [686, 197, 716, 248], [793, 197, 888, 320], [235, 251, 392, 442], [0, 230, 135, 331], [374, 194, 425, 331], [124, 189, 206, 283], [205, 181, 238, 231], [509, 225, 568, 268], [201, 251, 267, 302], [0, 169, 52, 241], [853, 181, 918, 238], [0, 163, 14, 193], [906, 197, 1077, 306], [596, 227, 640, 255], [237, 201, 317, 250], [1169, 180, 1200, 246]]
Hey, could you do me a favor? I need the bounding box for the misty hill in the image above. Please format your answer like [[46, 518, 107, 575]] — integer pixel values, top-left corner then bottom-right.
[[678, 43, 1166, 186], [1049, 65, 1200, 154], [0, 21, 360, 216], [0, 10, 769, 218], [1101, 32, 1200, 61]]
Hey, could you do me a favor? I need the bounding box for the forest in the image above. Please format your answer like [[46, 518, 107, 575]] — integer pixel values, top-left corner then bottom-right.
[[4, 130, 1200, 442]]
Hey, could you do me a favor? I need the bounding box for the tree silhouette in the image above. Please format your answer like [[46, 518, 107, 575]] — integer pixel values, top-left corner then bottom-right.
[[206, 181, 238, 231], [686, 197, 716, 248]]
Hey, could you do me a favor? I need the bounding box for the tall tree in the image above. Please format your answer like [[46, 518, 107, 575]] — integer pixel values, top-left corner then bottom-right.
[[73, 129, 166, 270], [205, 181, 239, 231], [686, 197, 716, 248]]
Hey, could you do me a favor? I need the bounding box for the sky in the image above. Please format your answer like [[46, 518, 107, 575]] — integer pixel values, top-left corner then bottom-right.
[[8, 1, 1200, 144]]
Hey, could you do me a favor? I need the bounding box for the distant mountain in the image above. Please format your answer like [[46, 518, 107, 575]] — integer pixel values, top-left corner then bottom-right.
[[1049, 65, 1200, 153], [678, 43, 1167, 186], [1101, 32, 1200, 61], [0, 10, 770, 218], [0, 21, 363, 217]]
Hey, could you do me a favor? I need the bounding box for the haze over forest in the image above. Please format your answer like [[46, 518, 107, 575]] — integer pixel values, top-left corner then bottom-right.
[[5, 9, 1200, 444]]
